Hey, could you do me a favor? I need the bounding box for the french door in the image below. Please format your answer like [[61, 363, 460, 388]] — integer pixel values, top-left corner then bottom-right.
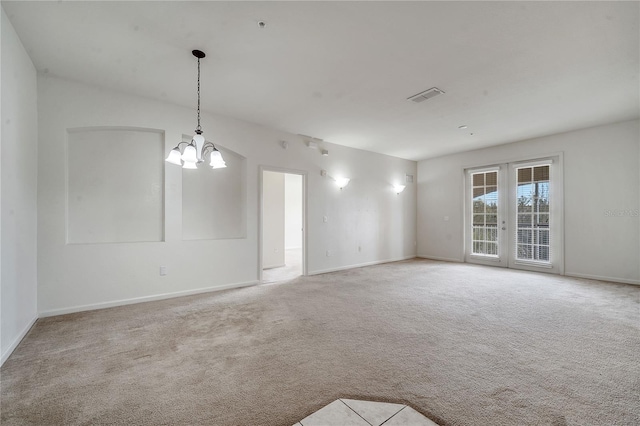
[[465, 156, 563, 274]]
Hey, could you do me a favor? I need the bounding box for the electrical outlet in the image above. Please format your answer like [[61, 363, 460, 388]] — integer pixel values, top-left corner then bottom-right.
[[159, 266, 167, 276], [358, 246, 362, 252], [323, 216, 328, 223], [326, 250, 331, 257], [444, 216, 450, 221]]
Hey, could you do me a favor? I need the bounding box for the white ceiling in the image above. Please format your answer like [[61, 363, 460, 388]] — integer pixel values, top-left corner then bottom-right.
[[3, 1, 639, 161]]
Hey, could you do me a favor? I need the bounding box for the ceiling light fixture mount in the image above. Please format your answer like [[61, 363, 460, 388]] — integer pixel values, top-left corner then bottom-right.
[[165, 49, 226, 169]]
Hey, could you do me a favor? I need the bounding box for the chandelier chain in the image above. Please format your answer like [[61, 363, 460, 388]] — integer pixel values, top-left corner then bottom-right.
[[196, 57, 201, 132]]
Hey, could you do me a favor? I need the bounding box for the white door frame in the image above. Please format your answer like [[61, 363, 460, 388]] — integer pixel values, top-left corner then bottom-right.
[[507, 156, 564, 275], [258, 166, 308, 282], [464, 164, 509, 267], [463, 153, 564, 275]]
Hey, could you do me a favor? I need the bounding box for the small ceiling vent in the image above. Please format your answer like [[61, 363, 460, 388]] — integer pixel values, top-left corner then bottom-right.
[[407, 87, 445, 103]]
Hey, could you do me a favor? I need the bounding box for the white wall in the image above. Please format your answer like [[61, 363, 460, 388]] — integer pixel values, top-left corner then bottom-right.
[[417, 119, 640, 284], [285, 173, 303, 249], [1, 7, 39, 364], [262, 171, 285, 269], [182, 144, 246, 241], [37, 75, 417, 315], [66, 128, 164, 244]]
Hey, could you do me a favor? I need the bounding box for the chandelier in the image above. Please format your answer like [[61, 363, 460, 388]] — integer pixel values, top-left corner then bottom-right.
[[165, 50, 226, 169]]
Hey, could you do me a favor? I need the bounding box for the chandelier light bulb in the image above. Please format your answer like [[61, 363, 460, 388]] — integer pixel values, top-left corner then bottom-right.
[[181, 144, 198, 164], [165, 148, 183, 165], [211, 161, 227, 169], [209, 149, 227, 168], [182, 161, 198, 170]]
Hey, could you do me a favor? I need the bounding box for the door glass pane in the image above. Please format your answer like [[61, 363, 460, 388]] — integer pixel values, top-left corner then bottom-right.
[[473, 195, 485, 213], [485, 172, 497, 186], [486, 243, 498, 255], [473, 174, 485, 186], [471, 171, 499, 257], [515, 165, 550, 263], [517, 168, 532, 183], [517, 244, 532, 260]]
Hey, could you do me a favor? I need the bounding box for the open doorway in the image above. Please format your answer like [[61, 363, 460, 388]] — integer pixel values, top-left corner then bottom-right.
[[260, 168, 306, 283]]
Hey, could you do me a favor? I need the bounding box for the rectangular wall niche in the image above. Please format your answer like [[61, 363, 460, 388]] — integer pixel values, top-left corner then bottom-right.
[[182, 143, 247, 240], [67, 128, 164, 244]]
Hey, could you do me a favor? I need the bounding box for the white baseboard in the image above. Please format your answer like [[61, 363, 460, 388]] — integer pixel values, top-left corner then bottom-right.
[[416, 259, 639, 285], [263, 263, 286, 270], [417, 255, 464, 263], [39, 280, 259, 318], [564, 272, 639, 286], [1, 315, 38, 366], [308, 255, 416, 276]]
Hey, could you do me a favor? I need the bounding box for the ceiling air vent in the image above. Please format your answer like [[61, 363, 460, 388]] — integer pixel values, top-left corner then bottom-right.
[[407, 87, 445, 103]]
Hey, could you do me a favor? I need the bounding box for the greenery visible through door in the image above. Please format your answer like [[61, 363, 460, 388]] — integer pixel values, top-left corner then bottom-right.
[[471, 171, 499, 256], [516, 165, 550, 262]]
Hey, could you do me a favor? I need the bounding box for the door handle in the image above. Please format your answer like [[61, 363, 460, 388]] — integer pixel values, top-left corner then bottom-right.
[[501, 227, 506, 230]]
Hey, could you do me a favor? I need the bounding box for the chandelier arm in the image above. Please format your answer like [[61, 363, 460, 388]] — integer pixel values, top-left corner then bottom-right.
[[202, 142, 218, 155], [172, 141, 191, 151]]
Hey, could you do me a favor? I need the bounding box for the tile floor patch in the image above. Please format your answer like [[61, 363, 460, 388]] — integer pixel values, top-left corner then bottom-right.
[[340, 399, 405, 425], [297, 399, 438, 426], [382, 406, 439, 426], [299, 400, 370, 426]]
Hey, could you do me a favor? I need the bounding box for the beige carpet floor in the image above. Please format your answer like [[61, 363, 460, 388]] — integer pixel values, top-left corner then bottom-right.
[[1, 259, 639, 425]]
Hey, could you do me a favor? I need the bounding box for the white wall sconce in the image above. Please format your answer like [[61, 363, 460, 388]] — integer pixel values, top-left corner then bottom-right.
[[335, 177, 350, 189], [394, 184, 406, 194]]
